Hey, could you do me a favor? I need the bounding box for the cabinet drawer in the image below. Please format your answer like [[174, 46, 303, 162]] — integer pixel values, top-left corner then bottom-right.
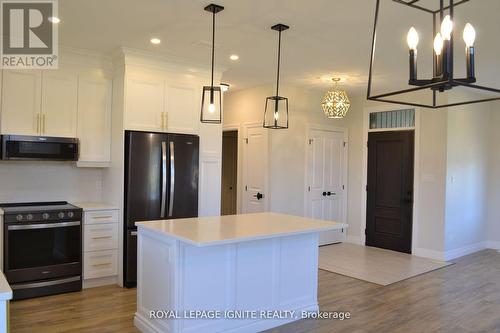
[[84, 210, 118, 224], [84, 223, 118, 252], [84, 250, 118, 279]]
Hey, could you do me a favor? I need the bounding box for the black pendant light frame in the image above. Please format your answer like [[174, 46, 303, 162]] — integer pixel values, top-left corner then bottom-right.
[[201, 3, 224, 124], [367, 0, 500, 109], [263, 23, 290, 129]]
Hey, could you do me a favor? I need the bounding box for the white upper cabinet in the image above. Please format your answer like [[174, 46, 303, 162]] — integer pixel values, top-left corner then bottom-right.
[[77, 73, 112, 166], [1, 70, 42, 136], [41, 70, 78, 137], [124, 71, 167, 132], [166, 83, 199, 134]]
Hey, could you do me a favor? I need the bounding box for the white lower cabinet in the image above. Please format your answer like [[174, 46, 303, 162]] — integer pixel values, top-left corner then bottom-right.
[[84, 250, 118, 280], [79, 205, 119, 285]]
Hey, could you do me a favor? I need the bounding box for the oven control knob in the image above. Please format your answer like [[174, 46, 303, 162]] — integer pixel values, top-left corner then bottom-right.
[[26, 214, 33, 220], [58, 212, 65, 219], [67, 212, 74, 218], [42, 213, 50, 220], [16, 214, 23, 221]]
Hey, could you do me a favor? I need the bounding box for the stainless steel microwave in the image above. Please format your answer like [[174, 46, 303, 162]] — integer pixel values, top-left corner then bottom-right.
[[1, 135, 79, 161]]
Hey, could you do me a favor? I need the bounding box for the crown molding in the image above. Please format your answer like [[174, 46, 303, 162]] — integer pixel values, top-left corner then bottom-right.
[[117, 47, 226, 79]]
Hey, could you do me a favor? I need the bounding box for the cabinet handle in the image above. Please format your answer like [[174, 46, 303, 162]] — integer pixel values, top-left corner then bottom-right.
[[91, 263, 111, 267], [93, 215, 113, 219], [92, 235, 112, 239], [160, 112, 164, 130], [163, 112, 168, 130], [42, 114, 46, 134]]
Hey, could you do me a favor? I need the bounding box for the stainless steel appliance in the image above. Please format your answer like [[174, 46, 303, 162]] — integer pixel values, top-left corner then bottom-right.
[[124, 131, 199, 287], [1, 135, 79, 161], [0, 202, 83, 300]]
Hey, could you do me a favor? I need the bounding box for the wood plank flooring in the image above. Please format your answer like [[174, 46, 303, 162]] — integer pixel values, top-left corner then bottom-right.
[[10, 249, 500, 333]]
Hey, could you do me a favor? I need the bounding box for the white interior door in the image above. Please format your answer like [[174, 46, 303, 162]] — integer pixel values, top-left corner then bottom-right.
[[307, 129, 347, 245], [242, 124, 269, 213]]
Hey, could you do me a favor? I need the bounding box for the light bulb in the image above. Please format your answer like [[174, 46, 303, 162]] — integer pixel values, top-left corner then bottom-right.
[[407, 27, 419, 51], [274, 112, 279, 121], [463, 23, 476, 47], [441, 15, 453, 40], [434, 33, 444, 56], [208, 103, 216, 113]]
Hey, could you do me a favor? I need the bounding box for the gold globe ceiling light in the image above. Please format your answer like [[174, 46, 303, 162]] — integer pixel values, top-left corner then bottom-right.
[[321, 78, 350, 119]]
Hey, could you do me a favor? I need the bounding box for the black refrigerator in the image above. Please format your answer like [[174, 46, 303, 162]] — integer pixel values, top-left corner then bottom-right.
[[124, 131, 199, 287]]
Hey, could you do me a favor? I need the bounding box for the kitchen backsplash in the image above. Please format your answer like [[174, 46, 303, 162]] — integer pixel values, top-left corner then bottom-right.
[[0, 161, 103, 203]]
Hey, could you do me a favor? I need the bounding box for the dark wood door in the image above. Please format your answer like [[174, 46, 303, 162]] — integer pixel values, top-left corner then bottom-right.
[[366, 131, 414, 253]]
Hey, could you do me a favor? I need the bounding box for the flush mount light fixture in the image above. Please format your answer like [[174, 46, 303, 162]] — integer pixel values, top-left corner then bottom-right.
[[200, 3, 224, 124], [48, 16, 60, 24], [229, 55, 239, 61], [150, 38, 161, 45], [220, 83, 230, 92], [367, 0, 500, 108], [321, 78, 351, 119], [263, 23, 290, 129]]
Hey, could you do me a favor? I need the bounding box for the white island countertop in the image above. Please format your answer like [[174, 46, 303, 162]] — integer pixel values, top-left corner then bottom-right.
[[136, 212, 346, 247]]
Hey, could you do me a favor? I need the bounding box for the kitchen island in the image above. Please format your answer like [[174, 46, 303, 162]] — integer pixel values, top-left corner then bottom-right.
[[134, 212, 346, 333]]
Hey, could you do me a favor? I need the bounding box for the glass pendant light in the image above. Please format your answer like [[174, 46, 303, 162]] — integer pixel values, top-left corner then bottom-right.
[[200, 4, 224, 124], [321, 78, 350, 119], [263, 24, 289, 129]]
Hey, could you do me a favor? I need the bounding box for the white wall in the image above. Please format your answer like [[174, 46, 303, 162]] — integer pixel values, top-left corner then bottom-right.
[[445, 102, 490, 253], [486, 102, 500, 249], [0, 162, 102, 203], [224, 84, 364, 241]]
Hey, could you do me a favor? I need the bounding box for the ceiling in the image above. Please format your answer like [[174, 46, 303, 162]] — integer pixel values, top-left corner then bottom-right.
[[58, 0, 500, 94]]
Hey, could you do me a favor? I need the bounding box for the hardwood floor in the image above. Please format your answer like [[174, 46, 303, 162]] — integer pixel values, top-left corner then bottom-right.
[[10, 250, 500, 333]]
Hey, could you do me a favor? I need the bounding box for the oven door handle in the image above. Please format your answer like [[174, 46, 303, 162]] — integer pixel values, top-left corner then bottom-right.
[[7, 221, 81, 230]]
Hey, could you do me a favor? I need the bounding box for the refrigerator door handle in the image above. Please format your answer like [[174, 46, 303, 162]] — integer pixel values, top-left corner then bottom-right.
[[161, 141, 167, 218], [168, 141, 175, 217]]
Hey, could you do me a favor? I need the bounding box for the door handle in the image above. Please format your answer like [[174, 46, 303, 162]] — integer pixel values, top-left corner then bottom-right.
[[168, 141, 175, 217], [327, 191, 336, 196], [160, 142, 167, 218], [254, 192, 263, 200], [322, 192, 327, 196]]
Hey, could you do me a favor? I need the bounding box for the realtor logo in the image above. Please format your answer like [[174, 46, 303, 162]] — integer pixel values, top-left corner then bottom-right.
[[1, 0, 58, 69]]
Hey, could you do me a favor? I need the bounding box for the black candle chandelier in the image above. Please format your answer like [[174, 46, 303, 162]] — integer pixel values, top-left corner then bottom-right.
[[367, 0, 500, 108], [263, 24, 290, 129], [200, 3, 224, 124]]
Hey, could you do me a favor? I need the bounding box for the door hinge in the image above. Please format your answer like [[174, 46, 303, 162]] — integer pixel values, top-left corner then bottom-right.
[[342, 185, 345, 190], [364, 229, 367, 235], [245, 138, 249, 144], [245, 185, 248, 191], [308, 139, 313, 145], [308, 186, 311, 192], [343, 141, 347, 147]]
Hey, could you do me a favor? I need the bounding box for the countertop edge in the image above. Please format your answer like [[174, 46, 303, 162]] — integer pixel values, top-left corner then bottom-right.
[[0, 272, 13, 301], [137, 223, 348, 247]]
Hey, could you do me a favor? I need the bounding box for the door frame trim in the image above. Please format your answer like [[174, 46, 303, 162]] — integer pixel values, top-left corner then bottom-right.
[[304, 124, 349, 241], [361, 105, 421, 254], [222, 125, 241, 214]]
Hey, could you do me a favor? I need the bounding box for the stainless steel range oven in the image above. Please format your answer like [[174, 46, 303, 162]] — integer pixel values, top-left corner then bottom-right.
[[0, 202, 82, 300]]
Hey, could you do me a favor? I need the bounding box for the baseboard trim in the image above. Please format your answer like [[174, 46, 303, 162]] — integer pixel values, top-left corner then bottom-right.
[[486, 241, 500, 250], [444, 242, 488, 261], [413, 248, 446, 261], [345, 235, 363, 245]]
